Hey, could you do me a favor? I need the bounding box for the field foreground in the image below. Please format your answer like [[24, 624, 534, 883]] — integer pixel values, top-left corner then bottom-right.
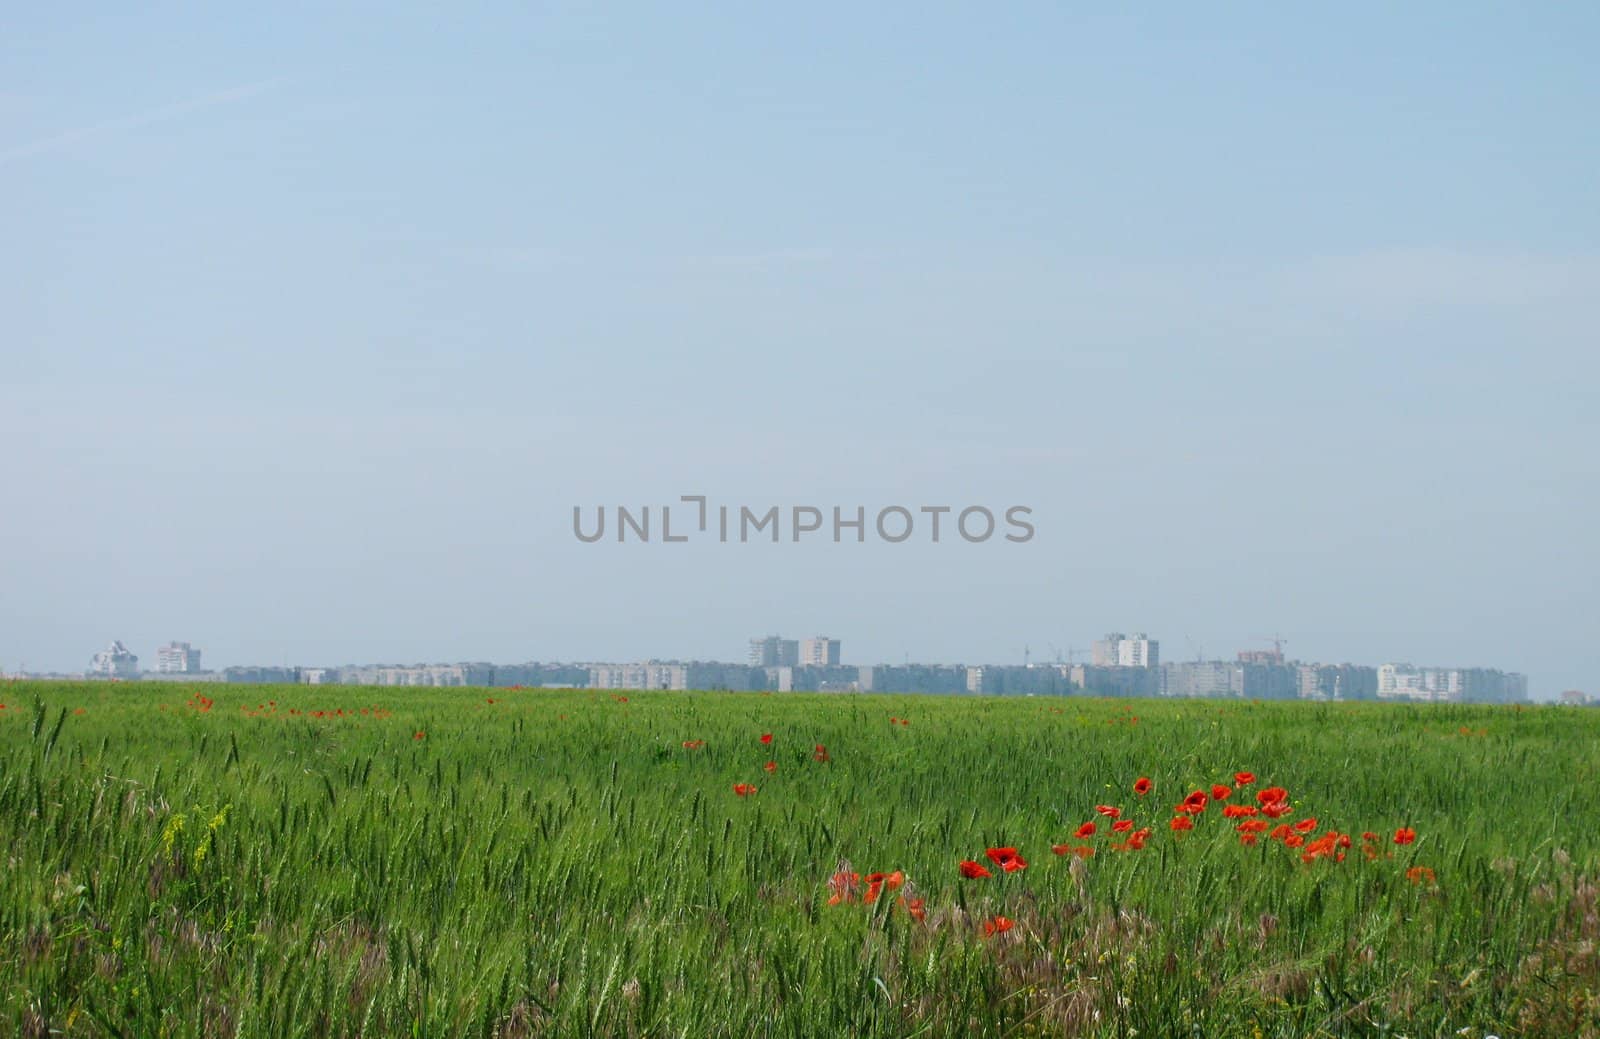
[[2, 683, 1598, 1038]]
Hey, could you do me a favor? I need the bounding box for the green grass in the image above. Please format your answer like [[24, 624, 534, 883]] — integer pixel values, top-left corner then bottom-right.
[[2, 682, 1597, 1037]]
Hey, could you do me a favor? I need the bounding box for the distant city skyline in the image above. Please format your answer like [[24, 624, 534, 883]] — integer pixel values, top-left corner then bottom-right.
[[11, 628, 1559, 703]]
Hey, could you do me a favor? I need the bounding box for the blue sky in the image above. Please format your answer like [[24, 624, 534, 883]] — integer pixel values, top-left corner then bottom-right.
[[2, 4, 1597, 695]]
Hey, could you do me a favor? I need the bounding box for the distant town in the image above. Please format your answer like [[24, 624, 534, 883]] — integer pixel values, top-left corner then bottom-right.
[[7, 632, 1593, 706]]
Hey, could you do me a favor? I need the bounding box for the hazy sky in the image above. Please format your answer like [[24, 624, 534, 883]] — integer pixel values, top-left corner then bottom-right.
[[3, 5, 1597, 696]]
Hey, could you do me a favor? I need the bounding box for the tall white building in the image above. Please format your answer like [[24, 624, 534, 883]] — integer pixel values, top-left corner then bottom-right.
[[1377, 663, 1455, 701], [1378, 664, 1528, 703], [155, 641, 202, 673], [749, 636, 799, 667], [1092, 632, 1159, 668], [588, 662, 689, 691], [337, 663, 494, 687], [801, 637, 841, 666], [89, 641, 139, 679]]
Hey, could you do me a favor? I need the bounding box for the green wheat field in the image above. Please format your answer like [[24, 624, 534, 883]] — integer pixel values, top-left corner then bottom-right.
[[2, 682, 1597, 1038]]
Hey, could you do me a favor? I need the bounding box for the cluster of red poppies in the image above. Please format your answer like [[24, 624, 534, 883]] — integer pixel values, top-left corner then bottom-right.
[[952, 772, 1427, 890], [827, 863, 925, 920], [982, 916, 1014, 937], [1051, 802, 1158, 856], [1150, 773, 1421, 868], [958, 846, 1030, 878], [721, 738, 1438, 940], [1168, 773, 1294, 846]]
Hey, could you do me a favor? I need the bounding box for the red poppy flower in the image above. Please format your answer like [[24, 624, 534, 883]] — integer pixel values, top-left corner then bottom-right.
[[413, 731, 426, 740], [1233, 771, 1256, 786], [1256, 786, 1288, 806], [900, 896, 926, 921], [1070, 844, 1095, 859], [982, 916, 1014, 937], [813, 744, 830, 762], [985, 847, 1028, 872], [763, 761, 777, 773], [1169, 816, 1194, 831], [1293, 817, 1319, 834], [1111, 819, 1134, 833], [1051, 843, 1072, 855], [1261, 800, 1292, 819], [827, 868, 860, 904], [1176, 790, 1208, 815], [1362, 831, 1379, 843], [1237, 819, 1269, 834], [861, 872, 903, 902], [1284, 834, 1306, 848], [1133, 777, 1152, 796], [1393, 827, 1416, 845], [1075, 821, 1097, 839], [1269, 824, 1293, 841], [1222, 805, 1259, 819], [1239, 833, 1259, 846], [1405, 866, 1435, 885], [959, 860, 993, 879], [732, 783, 757, 797], [682, 740, 705, 750], [1211, 784, 1233, 801], [760, 733, 773, 745], [1095, 805, 1121, 818]]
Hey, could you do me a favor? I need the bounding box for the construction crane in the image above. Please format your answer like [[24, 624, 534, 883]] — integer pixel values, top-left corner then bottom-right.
[[1254, 633, 1290, 661], [1047, 644, 1089, 667]]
